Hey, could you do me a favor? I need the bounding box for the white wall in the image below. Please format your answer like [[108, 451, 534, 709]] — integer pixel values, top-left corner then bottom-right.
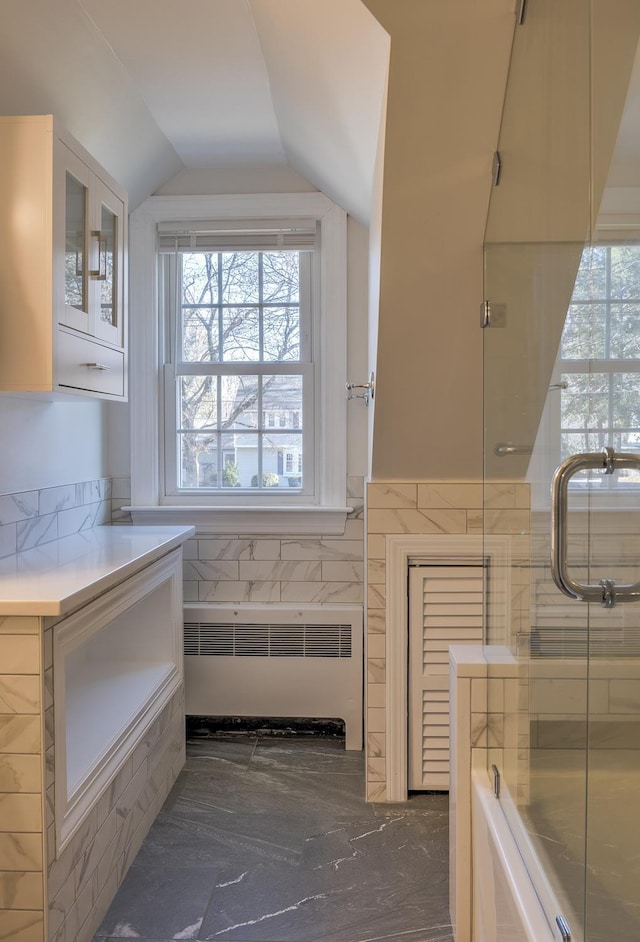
[[0, 0, 182, 210], [0, 397, 108, 496], [363, 0, 515, 481]]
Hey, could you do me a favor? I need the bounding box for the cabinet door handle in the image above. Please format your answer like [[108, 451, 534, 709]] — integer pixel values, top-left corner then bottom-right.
[[84, 362, 112, 371], [88, 230, 100, 277], [88, 230, 107, 279]]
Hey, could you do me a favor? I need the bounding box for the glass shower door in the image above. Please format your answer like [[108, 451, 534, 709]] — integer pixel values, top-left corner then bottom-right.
[[483, 237, 592, 939], [483, 2, 640, 939]]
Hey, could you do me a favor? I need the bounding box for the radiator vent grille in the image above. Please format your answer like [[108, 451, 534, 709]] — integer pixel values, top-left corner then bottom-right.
[[531, 579, 632, 657], [184, 622, 353, 658]]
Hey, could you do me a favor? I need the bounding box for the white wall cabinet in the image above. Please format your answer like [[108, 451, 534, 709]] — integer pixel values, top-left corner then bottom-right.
[[0, 114, 127, 400]]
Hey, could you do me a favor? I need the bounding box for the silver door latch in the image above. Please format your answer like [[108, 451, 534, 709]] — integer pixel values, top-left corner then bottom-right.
[[346, 372, 375, 405]]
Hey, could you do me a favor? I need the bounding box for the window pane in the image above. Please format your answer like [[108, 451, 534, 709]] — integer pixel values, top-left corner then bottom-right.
[[229, 436, 272, 489], [561, 373, 609, 429], [182, 253, 218, 304], [221, 252, 260, 304], [179, 376, 218, 429], [571, 246, 607, 300], [65, 173, 86, 310], [609, 245, 640, 300], [612, 373, 640, 428], [182, 308, 220, 362], [262, 252, 300, 303], [265, 432, 303, 488], [613, 430, 640, 460], [221, 307, 260, 361], [609, 304, 640, 358], [221, 375, 259, 430], [561, 304, 606, 359], [262, 375, 303, 425], [179, 433, 218, 488], [263, 308, 301, 361], [100, 205, 116, 325], [561, 431, 610, 462]]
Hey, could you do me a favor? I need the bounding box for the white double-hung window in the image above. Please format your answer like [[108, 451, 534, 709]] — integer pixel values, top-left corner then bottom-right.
[[129, 193, 348, 534], [160, 224, 314, 496]]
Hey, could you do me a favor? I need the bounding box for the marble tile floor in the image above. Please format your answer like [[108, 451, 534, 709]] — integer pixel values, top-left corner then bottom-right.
[[93, 734, 453, 942]]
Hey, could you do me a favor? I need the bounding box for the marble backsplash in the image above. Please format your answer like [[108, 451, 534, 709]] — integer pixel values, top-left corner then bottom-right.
[[110, 476, 364, 607], [0, 477, 133, 559]]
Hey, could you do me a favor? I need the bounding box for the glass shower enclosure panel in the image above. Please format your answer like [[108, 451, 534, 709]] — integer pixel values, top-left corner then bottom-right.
[[483, 1, 640, 938]]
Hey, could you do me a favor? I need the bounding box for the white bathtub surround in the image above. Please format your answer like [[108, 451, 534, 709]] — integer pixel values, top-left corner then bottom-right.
[[471, 769, 558, 942], [0, 524, 193, 942], [449, 645, 561, 942]]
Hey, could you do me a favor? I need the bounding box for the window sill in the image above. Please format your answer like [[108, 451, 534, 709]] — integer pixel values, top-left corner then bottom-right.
[[125, 505, 352, 536]]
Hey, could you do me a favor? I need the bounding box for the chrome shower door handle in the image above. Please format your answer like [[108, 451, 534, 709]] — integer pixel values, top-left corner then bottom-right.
[[551, 447, 640, 607]]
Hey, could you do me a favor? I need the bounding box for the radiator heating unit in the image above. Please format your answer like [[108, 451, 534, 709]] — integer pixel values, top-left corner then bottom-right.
[[183, 603, 363, 749]]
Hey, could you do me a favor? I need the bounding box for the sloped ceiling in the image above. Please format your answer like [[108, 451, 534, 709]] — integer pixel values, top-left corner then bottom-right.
[[0, 0, 389, 218]]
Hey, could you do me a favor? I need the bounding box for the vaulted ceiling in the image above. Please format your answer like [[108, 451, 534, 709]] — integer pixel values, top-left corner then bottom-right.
[[0, 0, 389, 218]]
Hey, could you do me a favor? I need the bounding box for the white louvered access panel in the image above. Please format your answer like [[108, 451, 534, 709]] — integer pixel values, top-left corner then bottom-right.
[[408, 564, 484, 790]]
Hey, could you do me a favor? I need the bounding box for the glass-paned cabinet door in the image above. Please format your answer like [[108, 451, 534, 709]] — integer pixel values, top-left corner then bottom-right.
[[92, 178, 124, 348], [61, 149, 92, 335], [65, 174, 86, 311]]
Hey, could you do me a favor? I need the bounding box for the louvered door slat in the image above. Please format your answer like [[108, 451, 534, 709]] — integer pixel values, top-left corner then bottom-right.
[[408, 565, 484, 790]]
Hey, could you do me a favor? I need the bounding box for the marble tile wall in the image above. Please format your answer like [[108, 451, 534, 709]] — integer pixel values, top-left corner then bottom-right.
[[46, 684, 185, 942], [109, 478, 132, 527], [0, 602, 184, 942], [365, 480, 530, 801], [0, 479, 114, 558], [179, 476, 365, 606], [0, 613, 45, 942]]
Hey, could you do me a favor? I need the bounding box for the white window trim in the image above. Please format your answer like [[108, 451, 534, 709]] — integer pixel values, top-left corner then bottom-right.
[[128, 193, 350, 535]]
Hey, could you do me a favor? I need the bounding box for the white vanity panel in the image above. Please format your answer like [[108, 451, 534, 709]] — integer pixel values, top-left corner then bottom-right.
[[54, 548, 184, 849], [0, 523, 193, 942]]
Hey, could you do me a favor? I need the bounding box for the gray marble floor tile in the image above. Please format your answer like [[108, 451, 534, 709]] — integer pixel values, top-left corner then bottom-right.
[[251, 739, 365, 775], [94, 736, 453, 942], [150, 809, 308, 868], [95, 864, 220, 940], [199, 857, 450, 942], [171, 765, 372, 821], [185, 737, 258, 769]]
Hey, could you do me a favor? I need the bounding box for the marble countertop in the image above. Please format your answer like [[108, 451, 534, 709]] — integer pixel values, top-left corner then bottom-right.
[[0, 525, 195, 616]]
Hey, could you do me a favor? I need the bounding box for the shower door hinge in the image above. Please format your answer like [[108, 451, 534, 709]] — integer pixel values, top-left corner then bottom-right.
[[492, 150, 502, 186], [516, 0, 527, 25], [491, 764, 501, 798], [555, 915, 571, 941], [480, 301, 507, 328]]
